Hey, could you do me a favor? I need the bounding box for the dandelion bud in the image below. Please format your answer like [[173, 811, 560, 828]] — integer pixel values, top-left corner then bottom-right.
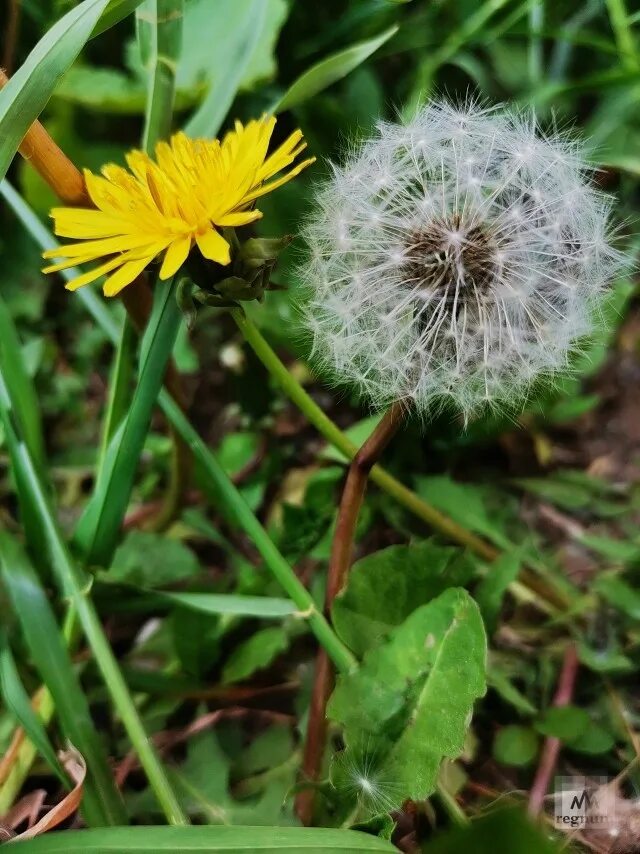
[[301, 101, 625, 420]]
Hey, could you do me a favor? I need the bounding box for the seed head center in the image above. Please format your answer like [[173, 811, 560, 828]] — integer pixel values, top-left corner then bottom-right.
[[403, 215, 500, 297]]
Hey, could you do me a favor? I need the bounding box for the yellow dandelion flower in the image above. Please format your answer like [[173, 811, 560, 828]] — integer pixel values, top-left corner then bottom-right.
[[42, 116, 315, 297]]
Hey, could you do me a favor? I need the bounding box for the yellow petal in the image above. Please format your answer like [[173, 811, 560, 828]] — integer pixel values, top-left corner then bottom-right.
[[195, 228, 231, 265], [159, 235, 191, 279], [214, 210, 262, 227], [62, 256, 125, 291], [241, 157, 316, 204], [103, 256, 153, 297]]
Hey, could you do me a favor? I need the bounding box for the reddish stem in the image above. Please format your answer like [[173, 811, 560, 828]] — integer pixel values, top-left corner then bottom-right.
[[295, 402, 405, 825], [528, 643, 579, 817]]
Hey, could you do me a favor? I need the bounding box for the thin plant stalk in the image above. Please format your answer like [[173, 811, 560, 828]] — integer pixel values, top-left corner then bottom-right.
[[157, 391, 357, 675], [605, 0, 640, 70], [0, 368, 188, 826], [139, 0, 183, 152], [296, 403, 405, 825]]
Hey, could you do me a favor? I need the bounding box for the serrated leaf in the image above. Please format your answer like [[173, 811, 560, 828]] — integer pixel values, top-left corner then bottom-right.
[[332, 540, 476, 657], [329, 588, 486, 814]]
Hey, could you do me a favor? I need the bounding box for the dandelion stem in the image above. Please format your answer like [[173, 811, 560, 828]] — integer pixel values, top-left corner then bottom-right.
[[231, 310, 570, 612], [528, 643, 579, 817], [296, 403, 405, 825]]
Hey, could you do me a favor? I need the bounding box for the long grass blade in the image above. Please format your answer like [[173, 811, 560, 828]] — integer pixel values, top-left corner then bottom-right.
[[8, 825, 398, 852], [74, 277, 182, 567]]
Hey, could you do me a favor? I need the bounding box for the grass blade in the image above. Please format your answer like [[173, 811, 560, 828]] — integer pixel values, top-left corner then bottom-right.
[[74, 278, 182, 567], [0, 534, 126, 826], [184, 0, 266, 138], [138, 0, 184, 151], [92, 0, 146, 39], [274, 25, 398, 113], [96, 317, 137, 473], [156, 592, 299, 619], [0, 638, 65, 786], [8, 825, 398, 852], [0, 0, 111, 182]]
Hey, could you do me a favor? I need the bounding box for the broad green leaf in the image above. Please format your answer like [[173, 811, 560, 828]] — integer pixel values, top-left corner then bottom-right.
[[7, 825, 397, 852], [568, 721, 615, 755], [74, 278, 182, 567], [493, 725, 539, 767], [332, 540, 475, 657], [274, 25, 399, 112], [0, 532, 126, 826], [109, 530, 200, 587], [0, 0, 111, 182], [222, 626, 289, 684], [329, 588, 486, 815], [423, 807, 564, 853], [0, 638, 66, 785]]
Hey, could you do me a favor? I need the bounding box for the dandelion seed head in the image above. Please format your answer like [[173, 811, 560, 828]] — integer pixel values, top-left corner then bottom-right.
[[300, 99, 626, 420]]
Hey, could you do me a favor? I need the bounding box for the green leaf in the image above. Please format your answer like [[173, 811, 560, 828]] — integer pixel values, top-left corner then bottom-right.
[[535, 706, 590, 741], [7, 825, 397, 852], [0, 637, 66, 785], [274, 25, 399, 112], [415, 476, 512, 549], [74, 278, 182, 567], [422, 807, 564, 853], [109, 530, 200, 588], [493, 726, 538, 767], [332, 540, 476, 657], [160, 592, 298, 619], [594, 573, 640, 619], [184, 0, 270, 138], [222, 626, 289, 684], [92, 0, 146, 38], [475, 550, 522, 635], [329, 588, 486, 815], [0, 532, 127, 826], [0, 0, 111, 182], [568, 721, 615, 755]]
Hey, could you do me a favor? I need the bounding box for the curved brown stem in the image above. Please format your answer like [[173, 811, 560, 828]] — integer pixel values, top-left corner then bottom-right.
[[295, 402, 406, 825]]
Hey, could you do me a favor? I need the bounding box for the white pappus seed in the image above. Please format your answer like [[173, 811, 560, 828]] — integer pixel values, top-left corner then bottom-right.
[[299, 99, 626, 421]]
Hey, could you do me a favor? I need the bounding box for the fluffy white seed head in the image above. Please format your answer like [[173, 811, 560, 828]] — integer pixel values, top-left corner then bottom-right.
[[300, 100, 625, 420]]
